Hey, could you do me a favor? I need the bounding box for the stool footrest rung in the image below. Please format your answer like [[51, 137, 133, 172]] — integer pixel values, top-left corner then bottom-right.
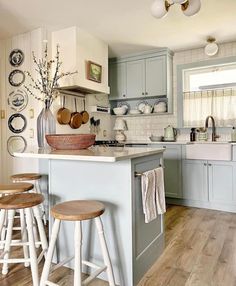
[[82, 266, 107, 285], [51, 256, 74, 272], [82, 260, 101, 269], [0, 258, 30, 263], [45, 281, 59, 286]]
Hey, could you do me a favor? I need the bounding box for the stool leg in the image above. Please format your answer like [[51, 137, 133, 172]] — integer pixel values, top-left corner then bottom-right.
[[2, 209, 15, 275], [32, 206, 48, 257], [0, 210, 6, 249], [20, 209, 30, 267], [25, 208, 39, 286], [35, 180, 47, 225], [95, 217, 115, 286], [74, 221, 82, 286], [40, 219, 61, 286], [32, 210, 40, 249]]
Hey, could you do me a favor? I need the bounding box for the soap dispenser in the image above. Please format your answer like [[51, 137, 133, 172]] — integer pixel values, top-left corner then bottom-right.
[[231, 127, 236, 142]]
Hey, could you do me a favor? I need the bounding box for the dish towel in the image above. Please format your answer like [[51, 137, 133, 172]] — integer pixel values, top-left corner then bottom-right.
[[141, 167, 166, 223]]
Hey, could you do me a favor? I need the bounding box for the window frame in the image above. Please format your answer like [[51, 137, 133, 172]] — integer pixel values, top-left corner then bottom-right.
[[177, 56, 236, 128]]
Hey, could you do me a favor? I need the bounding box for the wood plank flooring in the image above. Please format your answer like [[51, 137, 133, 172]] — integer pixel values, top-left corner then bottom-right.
[[1, 205, 236, 285]]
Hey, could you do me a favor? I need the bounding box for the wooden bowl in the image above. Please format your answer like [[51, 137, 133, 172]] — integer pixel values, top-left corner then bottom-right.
[[45, 134, 96, 150]]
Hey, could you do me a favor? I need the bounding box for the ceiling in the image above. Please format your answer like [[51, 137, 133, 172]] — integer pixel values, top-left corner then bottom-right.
[[0, 0, 236, 57]]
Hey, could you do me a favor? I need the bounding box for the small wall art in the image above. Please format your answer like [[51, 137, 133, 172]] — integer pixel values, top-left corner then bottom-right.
[[87, 61, 102, 83]]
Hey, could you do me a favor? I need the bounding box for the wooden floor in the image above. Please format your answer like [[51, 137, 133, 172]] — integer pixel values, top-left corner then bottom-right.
[[1, 205, 236, 285]]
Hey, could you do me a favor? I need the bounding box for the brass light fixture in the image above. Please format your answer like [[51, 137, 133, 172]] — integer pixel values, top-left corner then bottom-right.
[[151, 0, 201, 19]]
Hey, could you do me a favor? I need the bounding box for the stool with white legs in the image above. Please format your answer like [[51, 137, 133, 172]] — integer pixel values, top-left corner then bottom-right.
[[0, 193, 48, 286], [0, 183, 34, 247], [40, 200, 115, 286], [10, 173, 47, 224]]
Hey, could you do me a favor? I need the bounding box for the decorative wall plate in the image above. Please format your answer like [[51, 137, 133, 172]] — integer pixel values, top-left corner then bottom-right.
[[7, 136, 27, 156], [137, 100, 148, 113], [8, 113, 27, 133], [8, 89, 28, 112], [118, 101, 131, 111], [8, 70, 25, 87], [9, 49, 24, 67]]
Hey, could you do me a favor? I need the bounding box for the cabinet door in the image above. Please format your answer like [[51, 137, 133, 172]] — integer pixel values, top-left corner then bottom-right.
[[126, 60, 145, 98], [109, 62, 126, 100], [182, 160, 208, 202], [153, 144, 182, 198], [208, 161, 236, 204], [145, 56, 167, 97]]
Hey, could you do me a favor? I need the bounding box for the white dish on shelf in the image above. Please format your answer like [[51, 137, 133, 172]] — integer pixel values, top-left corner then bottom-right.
[[113, 106, 127, 115], [149, 135, 163, 142], [129, 109, 141, 115], [137, 100, 148, 113]]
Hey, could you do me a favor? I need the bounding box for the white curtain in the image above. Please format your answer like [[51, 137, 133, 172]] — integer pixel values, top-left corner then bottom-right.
[[183, 88, 236, 127]]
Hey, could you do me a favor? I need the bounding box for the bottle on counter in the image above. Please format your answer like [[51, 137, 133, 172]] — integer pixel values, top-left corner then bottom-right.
[[190, 128, 197, 142], [231, 127, 236, 142]]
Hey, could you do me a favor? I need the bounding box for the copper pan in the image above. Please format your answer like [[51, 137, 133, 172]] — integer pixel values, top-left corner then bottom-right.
[[57, 96, 71, 125], [80, 98, 89, 124], [69, 98, 82, 129]]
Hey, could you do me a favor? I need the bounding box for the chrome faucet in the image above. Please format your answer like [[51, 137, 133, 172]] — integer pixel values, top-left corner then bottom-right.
[[205, 116, 219, 141]]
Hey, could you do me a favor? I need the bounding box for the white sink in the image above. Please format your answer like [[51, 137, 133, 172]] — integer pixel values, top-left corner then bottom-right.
[[186, 142, 232, 161]]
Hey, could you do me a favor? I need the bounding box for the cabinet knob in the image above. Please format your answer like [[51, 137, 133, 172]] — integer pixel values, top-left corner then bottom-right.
[[204, 163, 207, 166], [123, 94, 126, 98], [163, 146, 166, 149], [145, 92, 148, 95], [208, 163, 212, 166], [142, 92, 145, 95]]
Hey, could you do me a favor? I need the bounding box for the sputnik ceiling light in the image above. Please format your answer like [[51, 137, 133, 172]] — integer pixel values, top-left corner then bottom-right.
[[151, 0, 201, 19]]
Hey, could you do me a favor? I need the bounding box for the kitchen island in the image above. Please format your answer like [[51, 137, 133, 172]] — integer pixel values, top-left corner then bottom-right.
[[15, 146, 165, 286]]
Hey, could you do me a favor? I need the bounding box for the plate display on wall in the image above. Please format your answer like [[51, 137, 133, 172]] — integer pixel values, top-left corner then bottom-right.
[[8, 69, 25, 87], [8, 89, 28, 112], [118, 101, 131, 111], [8, 113, 27, 133], [9, 49, 24, 67], [7, 136, 27, 156]]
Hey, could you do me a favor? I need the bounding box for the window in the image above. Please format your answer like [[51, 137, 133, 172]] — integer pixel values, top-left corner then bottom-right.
[[182, 62, 236, 127]]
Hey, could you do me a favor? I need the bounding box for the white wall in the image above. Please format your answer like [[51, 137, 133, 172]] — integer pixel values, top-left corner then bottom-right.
[[117, 41, 236, 142]]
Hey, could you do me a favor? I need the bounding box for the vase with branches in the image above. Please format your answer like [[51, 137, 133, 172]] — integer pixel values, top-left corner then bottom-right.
[[25, 44, 77, 148]]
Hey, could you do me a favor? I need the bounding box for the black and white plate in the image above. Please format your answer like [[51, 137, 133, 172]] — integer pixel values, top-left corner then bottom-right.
[[118, 101, 131, 112], [8, 70, 25, 87], [7, 136, 27, 156], [9, 49, 24, 67], [8, 113, 27, 134], [8, 89, 28, 112]]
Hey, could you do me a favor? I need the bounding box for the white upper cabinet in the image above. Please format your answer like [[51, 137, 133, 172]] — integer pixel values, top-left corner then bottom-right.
[[126, 60, 145, 98], [52, 26, 109, 94], [109, 62, 126, 100]]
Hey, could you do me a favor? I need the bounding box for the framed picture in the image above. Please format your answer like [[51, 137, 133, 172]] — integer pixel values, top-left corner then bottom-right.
[[87, 61, 102, 83]]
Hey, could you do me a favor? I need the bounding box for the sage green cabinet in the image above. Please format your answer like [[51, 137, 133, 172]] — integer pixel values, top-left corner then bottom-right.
[[182, 160, 208, 202], [151, 144, 182, 198], [109, 62, 126, 100], [109, 49, 173, 104]]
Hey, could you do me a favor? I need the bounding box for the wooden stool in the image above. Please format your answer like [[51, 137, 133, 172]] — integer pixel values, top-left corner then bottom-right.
[[10, 173, 47, 224], [40, 200, 115, 286], [0, 183, 35, 247], [0, 193, 48, 286]]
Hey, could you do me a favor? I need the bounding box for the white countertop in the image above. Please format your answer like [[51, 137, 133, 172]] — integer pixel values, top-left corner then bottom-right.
[[14, 146, 165, 163]]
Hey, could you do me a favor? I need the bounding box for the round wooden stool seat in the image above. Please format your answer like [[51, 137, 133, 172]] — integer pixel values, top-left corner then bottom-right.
[[0, 183, 34, 194], [11, 173, 42, 181], [51, 200, 105, 221], [0, 193, 44, 209]]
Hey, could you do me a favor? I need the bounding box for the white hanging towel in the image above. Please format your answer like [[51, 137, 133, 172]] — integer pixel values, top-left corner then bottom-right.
[[141, 167, 166, 223], [154, 167, 166, 215]]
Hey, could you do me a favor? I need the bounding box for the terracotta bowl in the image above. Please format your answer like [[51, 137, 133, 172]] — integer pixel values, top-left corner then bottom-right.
[[45, 134, 96, 150]]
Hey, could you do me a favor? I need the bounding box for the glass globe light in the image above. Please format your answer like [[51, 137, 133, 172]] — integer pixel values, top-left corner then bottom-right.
[[151, 0, 169, 19], [181, 0, 201, 16]]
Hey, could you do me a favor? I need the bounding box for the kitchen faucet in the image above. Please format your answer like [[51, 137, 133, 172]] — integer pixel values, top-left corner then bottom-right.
[[205, 116, 219, 141]]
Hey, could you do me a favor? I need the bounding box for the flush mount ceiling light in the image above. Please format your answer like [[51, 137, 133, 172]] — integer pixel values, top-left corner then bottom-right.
[[204, 37, 219, 57], [151, 0, 201, 19]]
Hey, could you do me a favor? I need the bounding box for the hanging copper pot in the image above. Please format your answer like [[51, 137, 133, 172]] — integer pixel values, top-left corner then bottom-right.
[[57, 96, 71, 125], [80, 98, 89, 124], [69, 98, 82, 129]]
